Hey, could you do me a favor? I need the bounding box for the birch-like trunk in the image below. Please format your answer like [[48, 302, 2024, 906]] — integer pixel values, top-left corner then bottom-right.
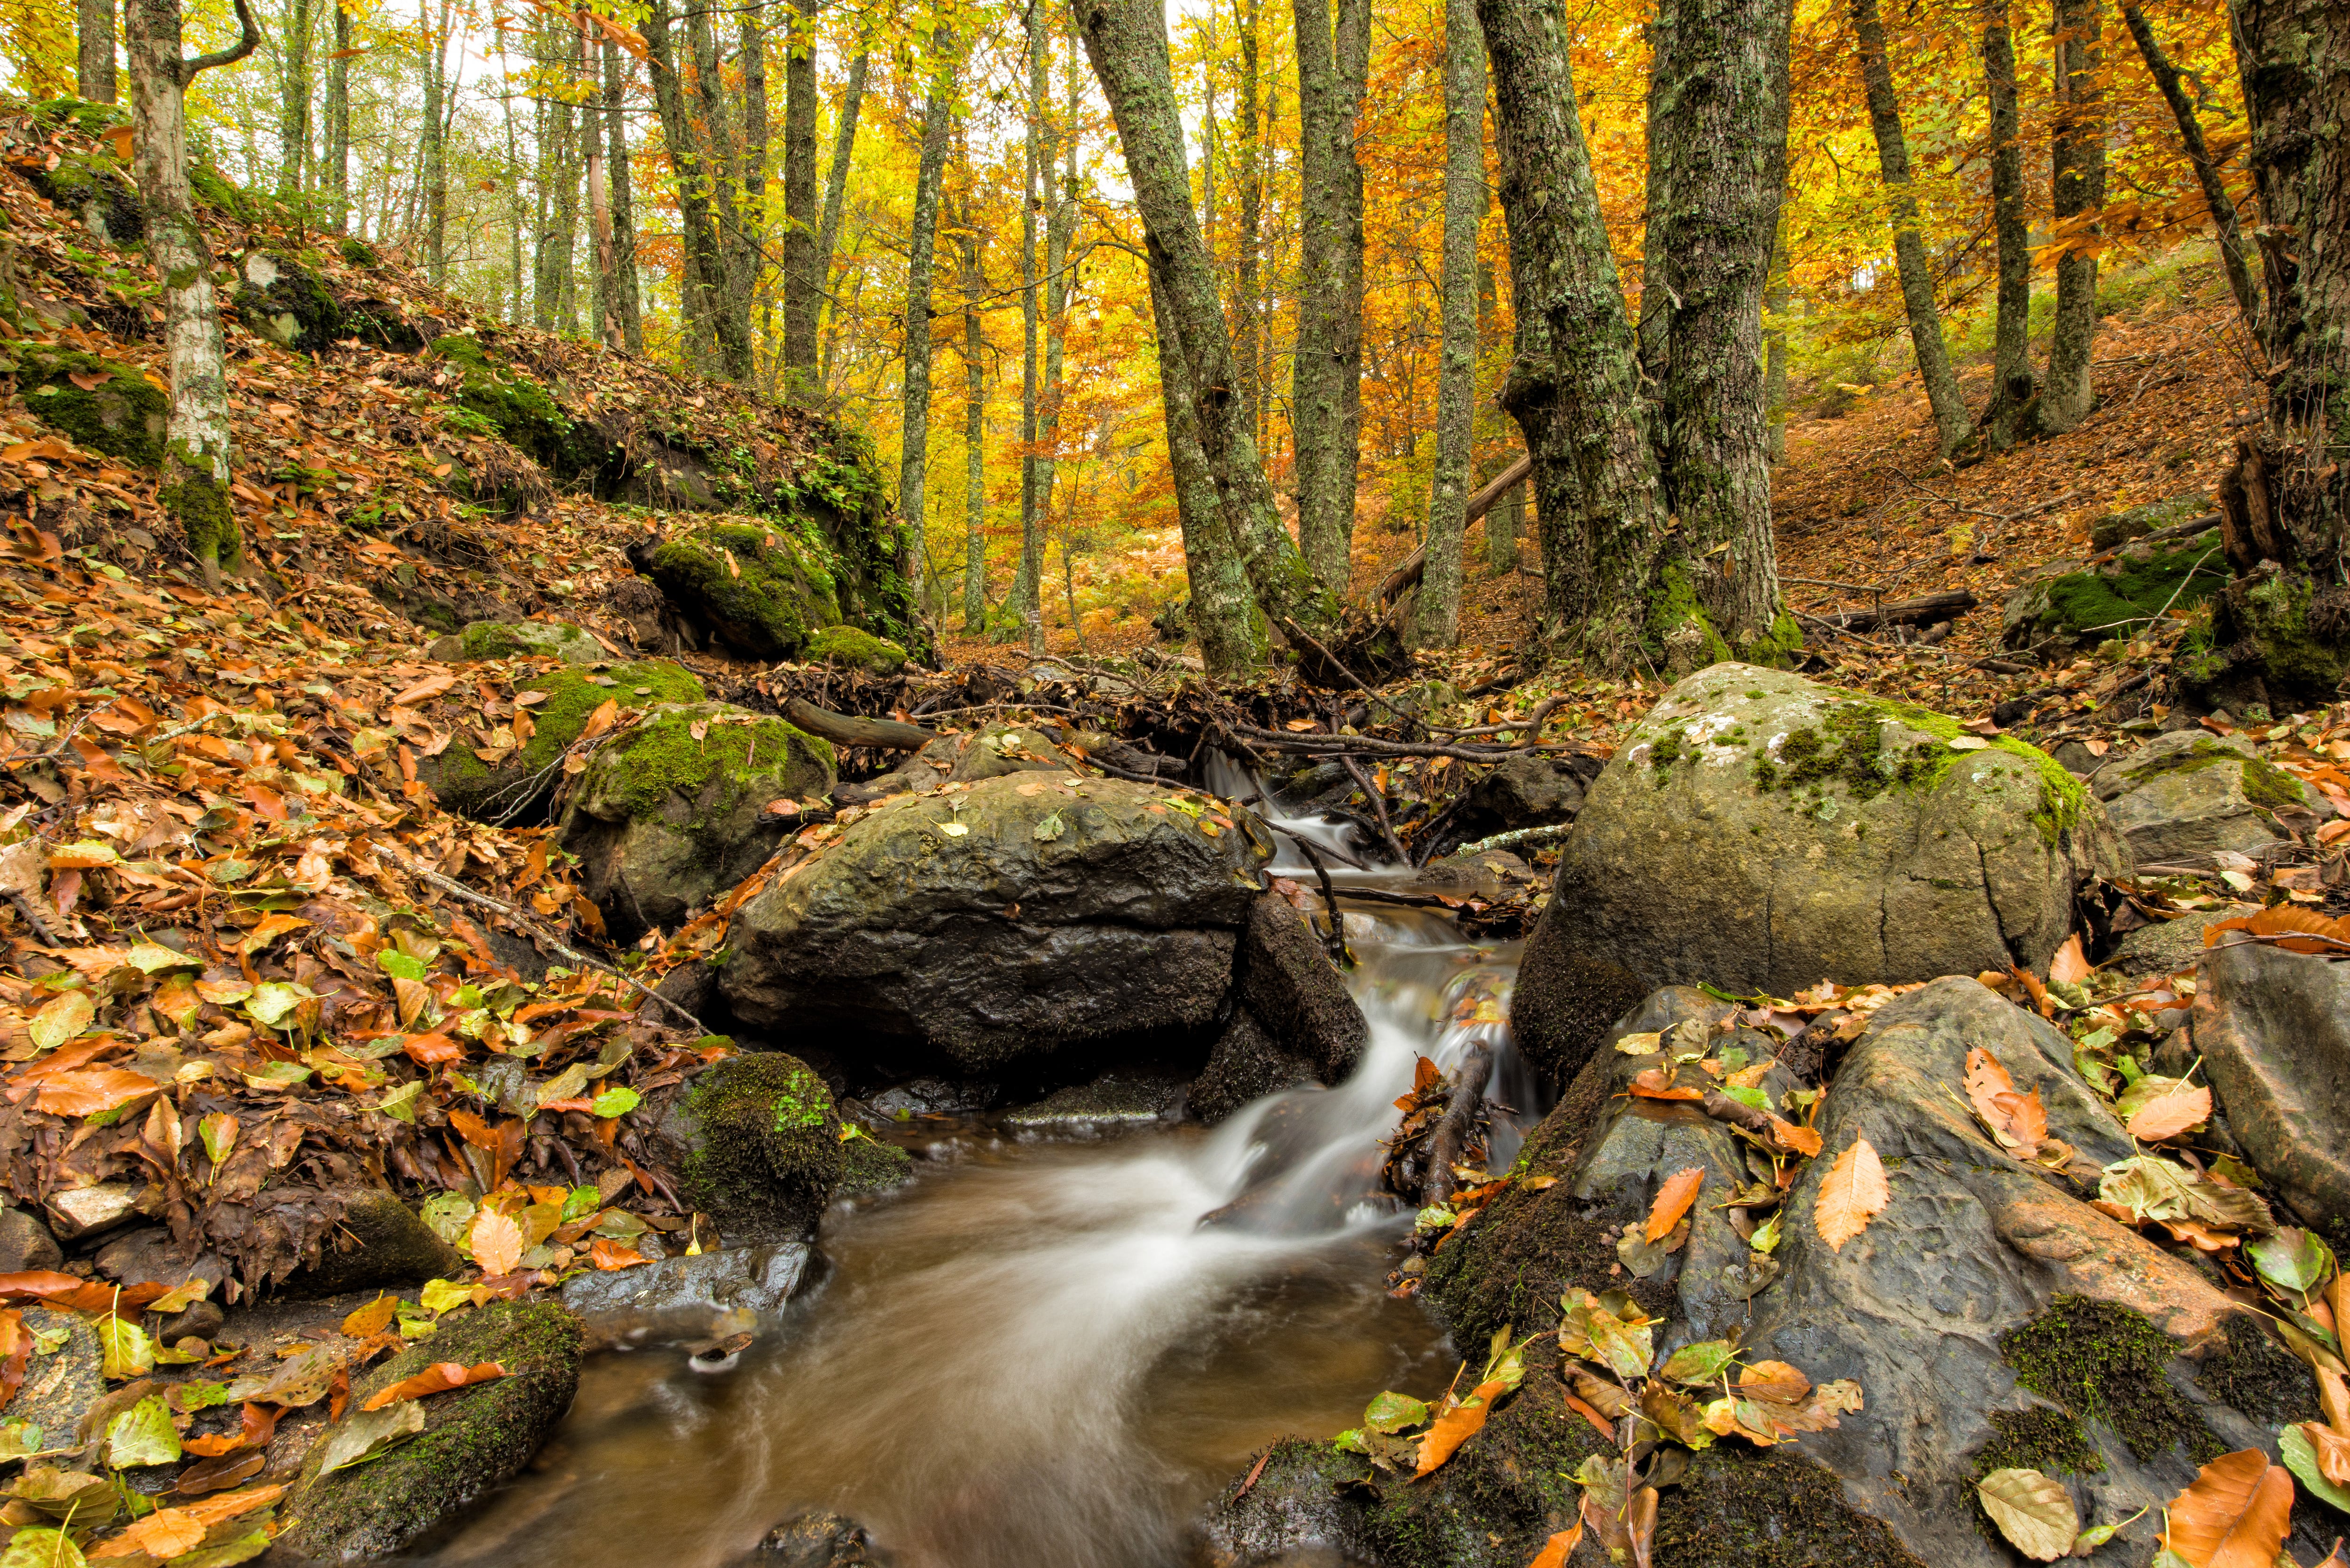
[[779, 0, 819, 391], [603, 35, 643, 352], [814, 49, 870, 358], [419, 0, 447, 284], [125, 0, 257, 587], [2037, 0, 2104, 434], [1850, 0, 1969, 452], [78, 0, 115, 101], [957, 220, 989, 634], [1979, 0, 2036, 450], [899, 23, 956, 609], [1292, 0, 1370, 593], [584, 16, 618, 349], [1035, 21, 1078, 649], [1017, 2, 1048, 651], [2121, 2, 2256, 337], [1411, 0, 1483, 648], [325, 1, 348, 225], [278, 0, 310, 196]]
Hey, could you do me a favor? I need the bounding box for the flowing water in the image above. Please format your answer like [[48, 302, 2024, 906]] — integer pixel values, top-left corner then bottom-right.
[[417, 806, 1533, 1568]]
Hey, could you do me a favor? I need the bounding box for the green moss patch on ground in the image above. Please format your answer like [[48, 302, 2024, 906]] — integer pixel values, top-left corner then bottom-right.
[[1651, 1447, 1931, 1568], [2038, 536, 2224, 641], [587, 702, 832, 828], [1999, 1294, 2222, 1464], [805, 625, 909, 676], [1974, 1405, 2105, 1478], [13, 343, 166, 466]]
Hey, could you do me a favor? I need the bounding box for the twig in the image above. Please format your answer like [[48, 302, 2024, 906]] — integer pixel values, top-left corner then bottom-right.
[[1452, 823, 1575, 858], [1340, 756, 1408, 865], [1292, 839, 1353, 968], [373, 840, 707, 1032], [8, 890, 63, 947], [1275, 615, 1415, 729], [1423, 1043, 1494, 1208]]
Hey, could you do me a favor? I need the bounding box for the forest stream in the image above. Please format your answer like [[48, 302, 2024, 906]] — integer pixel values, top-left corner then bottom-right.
[[412, 821, 1532, 1568]]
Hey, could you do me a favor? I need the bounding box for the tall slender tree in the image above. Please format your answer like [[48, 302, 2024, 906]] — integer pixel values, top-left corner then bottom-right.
[[322, 0, 348, 226], [78, 0, 114, 100], [1978, 0, 2035, 449], [815, 48, 870, 354], [419, 0, 448, 283], [1017, 0, 1049, 649], [1148, 269, 1259, 671], [2120, 1, 2256, 336], [1234, 0, 1260, 435], [2037, 0, 2104, 433], [779, 0, 819, 391], [900, 22, 956, 610], [1412, 0, 1483, 647], [278, 0, 310, 196], [956, 204, 989, 634], [602, 34, 643, 352], [1292, 0, 1370, 592]]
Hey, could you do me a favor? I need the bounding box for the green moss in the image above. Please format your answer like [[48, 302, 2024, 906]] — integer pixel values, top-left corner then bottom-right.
[[162, 466, 239, 574], [1975, 1406, 2104, 1478], [645, 523, 846, 660], [1743, 610, 1805, 669], [2112, 739, 2309, 814], [804, 625, 909, 676], [1649, 724, 1687, 779], [340, 236, 381, 268], [2039, 537, 2224, 639], [837, 1134, 914, 1197], [429, 333, 606, 476], [1421, 1174, 1673, 1349], [2244, 757, 2313, 811], [15, 346, 165, 466], [1999, 1294, 2222, 1464], [1645, 560, 1733, 669], [516, 661, 705, 779], [2241, 572, 2350, 695], [30, 96, 126, 138], [2194, 1317, 2319, 1425], [682, 1053, 846, 1235], [235, 250, 342, 353], [590, 704, 831, 826], [1650, 1447, 1928, 1568]]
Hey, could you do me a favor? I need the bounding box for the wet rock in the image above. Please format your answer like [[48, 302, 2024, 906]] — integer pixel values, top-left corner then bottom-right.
[[2088, 727, 2318, 867], [560, 1241, 811, 1334], [14, 345, 166, 468], [861, 1078, 995, 1120], [1001, 1070, 1188, 1128], [734, 1509, 891, 1567], [273, 1188, 465, 1298], [836, 1136, 915, 1197], [1516, 665, 2118, 1084], [8, 1307, 102, 1451], [283, 1300, 583, 1561], [665, 1053, 845, 1245], [234, 249, 343, 353], [805, 626, 909, 678], [1192, 896, 1368, 1123], [2090, 491, 2213, 552], [417, 658, 705, 825], [2106, 913, 2210, 977], [426, 618, 608, 665], [156, 1298, 225, 1345], [1401, 849, 1532, 898], [0, 1206, 62, 1272], [560, 702, 835, 942], [1457, 751, 1590, 833], [721, 774, 1273, 1074], [1197, 1437, 1375, 1568], [2193, 940, 2350, 1229]]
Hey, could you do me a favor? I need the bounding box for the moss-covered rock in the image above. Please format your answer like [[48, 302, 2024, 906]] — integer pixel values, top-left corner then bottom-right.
[[804, 625, 909, 677], [282, 1300, 583, 1560], [677, 1053, 846, 1243], [641, 523, 846, 661], [12, 344, 165, 466], [274, 1188, 464, 1299], [19, 105, 142, 246], [2087, 727, 2317, 866], [559, 702, 835, 940], [2089, 491, 2213, 552], [2002, 525, 2224, 654], [1651, 1448, 1930, 1568], [836, 1133, 914, 1198], [419, 659, 705, 825], [233, 250, 343, 354], [426, 618, 607, 666], [430, 333, 609, 477]]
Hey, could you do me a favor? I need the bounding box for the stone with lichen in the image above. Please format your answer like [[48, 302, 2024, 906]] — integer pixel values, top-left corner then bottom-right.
[[2085, 726, 2318, 866]]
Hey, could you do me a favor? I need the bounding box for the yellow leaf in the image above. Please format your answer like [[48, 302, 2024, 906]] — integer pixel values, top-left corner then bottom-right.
[[1814, 1136, 1888, 1252]]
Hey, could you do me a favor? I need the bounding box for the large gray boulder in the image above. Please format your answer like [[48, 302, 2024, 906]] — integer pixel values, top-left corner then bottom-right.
[[1189, 895, 1368, 1122], [2193, 940, 2350, 1230], [2088, 727, 2318, 867], [721, 774, 1272, 1071], [1514, 665, 2119, 1084]]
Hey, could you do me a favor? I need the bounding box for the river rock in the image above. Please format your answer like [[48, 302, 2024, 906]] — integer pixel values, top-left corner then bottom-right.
[[721, 774, 1273, 1073], [0, 1205, 62, 1272], [560, 702, 836, 941], [1455, 751, 1591, 837], [1190, 895, 1369, 1123], [427, 618, 608, 665], [8, 1307, 103, 1453], [561, 1241, 811, 1341], [2088, 727, 2319, 867], [2193, 940, 2350, 1230], [1512, 664, 2119, 1086], [661, 1053, 845, 1246], [733, 1510, 890, 1567], [283, 1300, 584, 1561]]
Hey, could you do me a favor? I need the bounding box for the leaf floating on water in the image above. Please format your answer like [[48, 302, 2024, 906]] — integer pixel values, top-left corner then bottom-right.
[[1646, 1167, 1704, 1243], [1814, 1137, 1888, 1252], [314, 1400, 427, 1476], [1975, 1467, 2078, 1561], [2159, 1448, 2293, 1568]]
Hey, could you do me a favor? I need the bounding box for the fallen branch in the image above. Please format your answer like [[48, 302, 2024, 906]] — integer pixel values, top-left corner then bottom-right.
[[1451, 823, 1575, 858], [1378, 455, 1534, 603], [1292, 840, 1354, 967], [1340, 756, 1408, 864], [1807, 589, 1978, 633], [1423, 1043, 1495, 1209], [1227, 723, 1585, 764], [783, 698, 935, 753]]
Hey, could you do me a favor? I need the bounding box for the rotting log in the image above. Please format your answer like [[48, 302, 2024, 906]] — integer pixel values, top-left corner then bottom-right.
[[783, 698, 934, 752], [1805, 589, 1977, 633]]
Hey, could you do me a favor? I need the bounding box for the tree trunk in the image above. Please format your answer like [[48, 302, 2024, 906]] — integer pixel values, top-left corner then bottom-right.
[[1292, 0, 1371, 593], [779, 0, 819, 391], [1645, 0, 1793, 649], [603, 35, 643, 352], [958, 221, 989, 635], [1979, 0, 2036, 449], [1486, 480, 1522, 574], [814, 48, 869, 355], [124, 0, 257, 588], [583, 15, 617, 349], [1077, 0, 1332, 641], [324, 0, 348, 225], [78, 0, 115, 101], [1235, 0, 1260, 437], [1763, 242, 1789, 464], [2121, 0, 2258, 336], [1148, 268, 1260, 672], [2037, 0, 2104, 434], [1475, 0, 1665, 668], [547, 16, 582, 337], [2215, 0, 2349, 573], [900, 23, 956, 612], [419, 0, 446, 284], [1412, 0, 1483, 648], [1037, 20, 1079, 647], [279, 0, 310, 196], [1849, 0, 1969, 452], [1018, 2, 1048, 651], [643, 0, 728, 373]]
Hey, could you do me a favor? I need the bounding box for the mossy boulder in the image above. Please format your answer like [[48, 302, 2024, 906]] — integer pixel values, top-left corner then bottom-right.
[[639, 523, 846, 661], [2089, 490, 2212, 551], [559, 702, 835, 941], [20, 128, 142, 246], [234, 250, 343, 354], [720, 773, 1274, 1073], [282, 1300, 583, 1560], [836, 1134, 914, 1198], [274, 1188, 464, 1299], [675, 1053, 846, 1243], [2195, 563, 2350, 709], [2002, 526, 2224, 655], [13, 345, 165, 466], [427, 618, 607, 666], [805, 625, 909, 677], [430, 333, 608, 477], [418, 658, 705, 826], [2087, 727, 2318, 866], [1514, 665, 2121, 1083]]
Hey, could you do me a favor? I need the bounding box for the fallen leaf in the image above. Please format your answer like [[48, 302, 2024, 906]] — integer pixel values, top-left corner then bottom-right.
[[1977, 1467, 2079, 1561], [2127, 1083, 2213, 1141], [1629, 1068, 1702, 1102], [1815, 1136, 1889, 1252], [33, 1067, 161, 1118], [360, 1359, 507, 1412], [391, 673, 455, 708], [467, 1210, 524, 1277], [1646, 1167, 1704, 1244], [588, 1237, 647, 1270], [341, 1295, 399, 1339], [2047, 935, 2091, 987], [1414, 1377, 1510, 1477], [1526, 1520, 1584, 1568], [2160, 1449, 2293, 1568], [312, 1399, 426, 1475]]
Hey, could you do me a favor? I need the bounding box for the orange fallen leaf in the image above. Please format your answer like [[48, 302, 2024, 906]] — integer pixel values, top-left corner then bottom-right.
[[2161, 1449, 2293, 1568], [341, 1295, 399, 1339], [1414, 1377, 1510, 1477], [589, 1238, 648, 1270], [391, 672, 456, 708], [1629, 1068, 1702, 1102], [2303, 1422, 2350, 1487], [1527, 1520, 1585, 1568], [2127, 1084, 2213, 1141], [90, 1483, 282, 1559], [2205, 905, 2350, 955], [1767, 1116, 1823, 1157], [468, 1209, 524, 1277], [34, 1067, 163, 1118], [2047, 934, 2091, 986], [1815, 1136, 1889, 1252], [580, 697, 620, 741], [360, 1359, 508, 1412], [1646, 1167, 1704, 1243]]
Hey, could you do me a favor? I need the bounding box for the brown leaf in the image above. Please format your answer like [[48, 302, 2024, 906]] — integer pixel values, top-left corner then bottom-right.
[[2205, 905, 2350, 955], [2127, 1084, 2213, 1141], [34, 1066, 163, 1118], [360, 1358, 507, 1412], [391, 673, 456, 708], [580, 698, 620, 741], [341, 1295, 399, 1339], [1815, 1136, 1889, 1252], [1526, 1521, 1584, 1568], [2161, 1449, 2294, 1568], [1647, 1167, 1704, 1243], [1629, 1068, 1703, 1102]]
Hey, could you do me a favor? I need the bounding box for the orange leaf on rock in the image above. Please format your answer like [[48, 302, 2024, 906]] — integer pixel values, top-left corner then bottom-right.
[[2127, 1084, 2213, 1141], [1767, 1117, 1823, 1157], [580, 698, 619, 741], [1647, 1167, 1704, 1243], [1815, 1137, 1889, 1252], [1526, 1521, 1585, 1568], [468, 1209, 524, 1277], [341, 1295, 399, 1338], [588, 1238, 648, 1271], [360, 1359, 507, 1412], [1414, 1377, 1510, 1477], [1629, 1068, 1702, 1102], [2205, 906, 2350, 955], [2161, 1449, 2293, 1568]]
